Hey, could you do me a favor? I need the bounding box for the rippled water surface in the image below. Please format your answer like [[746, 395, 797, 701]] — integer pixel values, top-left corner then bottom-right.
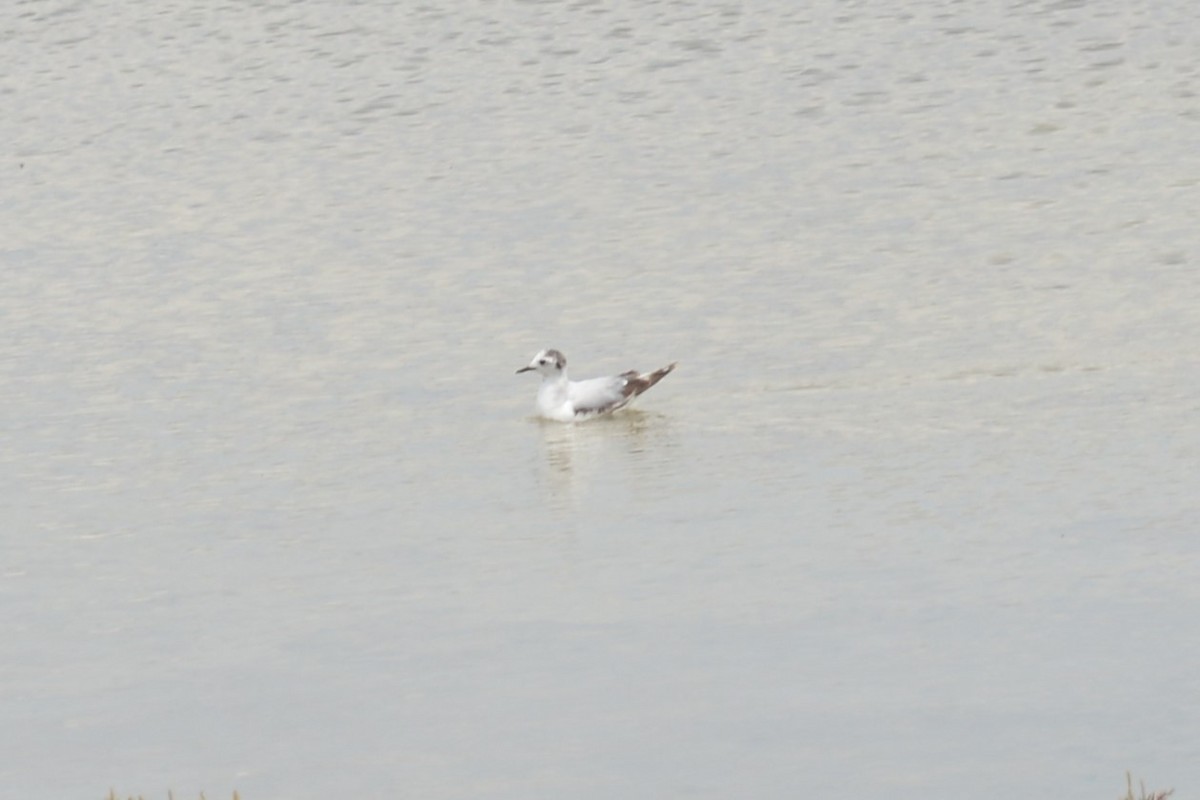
[[3, 1, 1199, 797]]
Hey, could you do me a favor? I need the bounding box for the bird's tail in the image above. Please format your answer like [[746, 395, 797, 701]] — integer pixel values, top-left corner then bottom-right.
[[627, 362, 677, 397]]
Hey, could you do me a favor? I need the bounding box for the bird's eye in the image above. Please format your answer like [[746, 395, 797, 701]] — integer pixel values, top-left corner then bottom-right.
[[538, 359, 547, 365]]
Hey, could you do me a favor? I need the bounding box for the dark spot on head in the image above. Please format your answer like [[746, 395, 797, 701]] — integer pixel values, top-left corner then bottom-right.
[[545, 349, 567, 369]]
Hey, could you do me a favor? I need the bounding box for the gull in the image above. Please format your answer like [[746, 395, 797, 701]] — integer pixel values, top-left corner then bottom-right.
[[516, 348, 677, 422]]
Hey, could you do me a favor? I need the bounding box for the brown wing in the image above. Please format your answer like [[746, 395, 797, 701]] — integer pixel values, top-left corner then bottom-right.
[[570, 363, 677, 417], [618, 362, 677, 400]]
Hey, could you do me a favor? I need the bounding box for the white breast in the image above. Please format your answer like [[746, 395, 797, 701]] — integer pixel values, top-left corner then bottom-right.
[[536, 380, 575, 421]]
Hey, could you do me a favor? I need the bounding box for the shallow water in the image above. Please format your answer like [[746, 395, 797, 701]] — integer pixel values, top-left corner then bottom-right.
[[3, 0, 1199, 797]]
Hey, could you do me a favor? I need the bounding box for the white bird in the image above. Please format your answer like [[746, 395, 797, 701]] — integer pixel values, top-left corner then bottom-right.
[[516, 348, 677, 422]]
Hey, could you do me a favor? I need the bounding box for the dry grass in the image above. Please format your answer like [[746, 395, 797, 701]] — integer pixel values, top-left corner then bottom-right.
[[103, 774, 1177, 800], [105, 792, 241, 800], [1121, 772, 1174, 800]]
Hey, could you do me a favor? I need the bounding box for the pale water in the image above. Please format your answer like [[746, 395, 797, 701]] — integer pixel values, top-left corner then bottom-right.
[[2, 0, 1198, 798]]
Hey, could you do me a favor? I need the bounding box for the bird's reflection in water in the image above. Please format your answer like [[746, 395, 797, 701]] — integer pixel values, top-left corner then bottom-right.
[[535, 410, 677, 513]]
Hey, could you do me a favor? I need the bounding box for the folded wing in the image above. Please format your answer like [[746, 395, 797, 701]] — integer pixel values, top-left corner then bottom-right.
[[569, 363, 677, 417], [569, 375, 631, 416]]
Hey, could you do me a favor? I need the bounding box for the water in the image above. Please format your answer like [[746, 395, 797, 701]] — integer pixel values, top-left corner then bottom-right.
[[3, 0, 1198, 797]]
